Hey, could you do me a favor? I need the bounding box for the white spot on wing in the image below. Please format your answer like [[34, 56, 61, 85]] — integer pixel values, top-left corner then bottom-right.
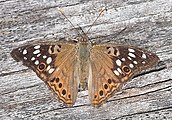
[[33, 50, 40, 54], [128, 53, 136, 58], [117, 68, 122, 73], [128, 48, 135, 52], [37, 53, 41, 57], [128, 56, 132, 60], [46, 57, 52, 64], [142, 61, 146, 64], [129, 63, 134, 68], [133, 61, 138, 64], [142, 53, 147, 59], [24, 57, 27, 60], [116, 59, 122, 66], [49, 68, 55, 74], [114, 70, 120, 76], [23, 49, 27, 55], [43, 55, 47, 59], [121, 58, 125, 61], [46, 65, 51, 71], [34, 60, 39, 65], [34, 45, 40, 49], [31, 57, 35, 61]]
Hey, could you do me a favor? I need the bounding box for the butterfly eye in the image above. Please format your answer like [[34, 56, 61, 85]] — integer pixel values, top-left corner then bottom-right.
[[122, 66, 131, 74], [38, 63, 46, 71]]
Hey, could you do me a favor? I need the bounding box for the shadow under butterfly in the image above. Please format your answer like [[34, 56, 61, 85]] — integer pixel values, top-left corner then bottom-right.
[[11, 9, 159, 107]]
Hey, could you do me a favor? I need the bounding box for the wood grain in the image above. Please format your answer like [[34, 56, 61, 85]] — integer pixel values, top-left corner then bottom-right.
[[0, 0, 172, 119]]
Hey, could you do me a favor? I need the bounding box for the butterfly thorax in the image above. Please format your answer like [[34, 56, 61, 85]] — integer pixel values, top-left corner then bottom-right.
[[78, 41, 91, 90]]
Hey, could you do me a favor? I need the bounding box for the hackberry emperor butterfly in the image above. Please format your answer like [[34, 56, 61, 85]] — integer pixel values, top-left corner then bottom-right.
[[11, 9, 159, 107]]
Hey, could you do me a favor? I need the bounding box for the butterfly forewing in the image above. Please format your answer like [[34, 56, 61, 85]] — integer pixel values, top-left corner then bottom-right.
[[89, 44, 159, 106], [11, 44, 56, 80], [11, 42, 79, 106]]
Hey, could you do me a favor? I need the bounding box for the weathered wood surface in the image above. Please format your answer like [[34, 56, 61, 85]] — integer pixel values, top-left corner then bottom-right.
[[0, 0, 172, 119]]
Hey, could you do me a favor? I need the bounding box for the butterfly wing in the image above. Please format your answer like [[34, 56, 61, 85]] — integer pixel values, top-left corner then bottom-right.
[[11, 42, 79, 106], [89, 44, 159, 106]]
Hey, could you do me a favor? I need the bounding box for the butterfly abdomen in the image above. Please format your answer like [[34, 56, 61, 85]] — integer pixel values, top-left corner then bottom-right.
[[78, 42, 90, 90]]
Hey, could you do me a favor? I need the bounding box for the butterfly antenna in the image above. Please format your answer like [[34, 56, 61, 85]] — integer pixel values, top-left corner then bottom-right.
[[76, 24, 89, 40], [57, 8, 84, 39], [86, 7, 107, 35]]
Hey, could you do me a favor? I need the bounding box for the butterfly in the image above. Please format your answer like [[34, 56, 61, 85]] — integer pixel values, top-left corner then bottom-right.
[[11, 37, 159, 107], [10, 9, 159, 107]]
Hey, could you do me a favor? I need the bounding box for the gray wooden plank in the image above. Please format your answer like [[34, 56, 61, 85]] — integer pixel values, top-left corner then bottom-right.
[[0, 0, 172, 119]]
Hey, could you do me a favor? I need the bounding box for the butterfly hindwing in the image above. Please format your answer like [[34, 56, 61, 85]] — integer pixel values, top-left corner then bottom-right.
[[11, 42, 79, 106], [89, 44, 159, 106]]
